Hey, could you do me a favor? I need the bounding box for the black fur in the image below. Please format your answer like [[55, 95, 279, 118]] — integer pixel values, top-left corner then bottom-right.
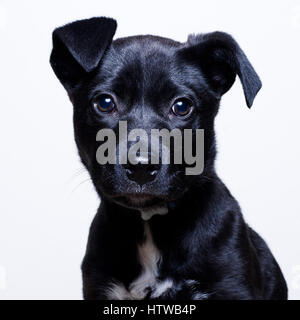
[[50, 17, 287, 300]]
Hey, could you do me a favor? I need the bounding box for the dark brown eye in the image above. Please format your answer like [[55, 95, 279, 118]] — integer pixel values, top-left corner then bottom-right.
[[92, 94, 116, 114], [171, 98, 193, 117]]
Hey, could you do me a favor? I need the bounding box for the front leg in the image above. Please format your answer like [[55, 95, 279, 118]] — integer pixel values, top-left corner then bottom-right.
[[149, 279, 210, 300]]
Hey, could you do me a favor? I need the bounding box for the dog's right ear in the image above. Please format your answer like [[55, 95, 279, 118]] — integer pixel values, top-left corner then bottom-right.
[[50, 17, 117, 91]]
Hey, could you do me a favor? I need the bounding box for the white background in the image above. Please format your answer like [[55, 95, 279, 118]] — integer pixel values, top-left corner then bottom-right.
[[0, 0, 300, 300]]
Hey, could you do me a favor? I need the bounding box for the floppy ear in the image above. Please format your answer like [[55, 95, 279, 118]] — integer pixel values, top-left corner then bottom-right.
[[50, 17, 117, 91], [178, 32, 262, 108]]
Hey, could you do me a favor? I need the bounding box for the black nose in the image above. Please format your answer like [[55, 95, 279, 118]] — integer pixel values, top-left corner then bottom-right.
[[124, 163, 160, 185]]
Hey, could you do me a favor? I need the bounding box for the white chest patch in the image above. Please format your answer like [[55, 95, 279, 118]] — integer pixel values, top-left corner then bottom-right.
[[140, 204, 168, 221], [106, 222, 173, 300]]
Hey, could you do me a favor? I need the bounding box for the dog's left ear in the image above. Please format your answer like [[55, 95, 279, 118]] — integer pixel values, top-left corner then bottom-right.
[[50, 17, 117, 91], [178, 32, 262, 108]]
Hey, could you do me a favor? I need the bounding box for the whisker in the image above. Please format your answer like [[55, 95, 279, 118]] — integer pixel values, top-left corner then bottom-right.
[[66, 166, 88, 185], [69, 177, 93, 195]]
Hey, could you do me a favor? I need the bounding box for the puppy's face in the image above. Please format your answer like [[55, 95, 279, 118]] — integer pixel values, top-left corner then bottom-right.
[[50, 18, 261, 211], [72, 36, 216, 209]]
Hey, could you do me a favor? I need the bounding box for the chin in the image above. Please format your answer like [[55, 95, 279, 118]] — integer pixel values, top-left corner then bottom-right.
[[111, 193, 169, 211]]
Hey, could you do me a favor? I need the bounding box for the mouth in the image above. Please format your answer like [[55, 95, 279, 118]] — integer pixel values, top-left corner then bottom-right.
[[111, 193, 168, 209]]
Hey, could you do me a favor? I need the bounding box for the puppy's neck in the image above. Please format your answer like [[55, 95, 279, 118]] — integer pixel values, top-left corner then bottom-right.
[[139, 204, 168, 221]]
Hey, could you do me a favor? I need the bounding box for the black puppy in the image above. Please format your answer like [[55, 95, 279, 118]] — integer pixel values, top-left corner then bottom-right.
[[50, 17, 287, 300]]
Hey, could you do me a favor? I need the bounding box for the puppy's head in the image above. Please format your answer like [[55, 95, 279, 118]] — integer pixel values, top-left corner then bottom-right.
[[50, 17, 261, 211]]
